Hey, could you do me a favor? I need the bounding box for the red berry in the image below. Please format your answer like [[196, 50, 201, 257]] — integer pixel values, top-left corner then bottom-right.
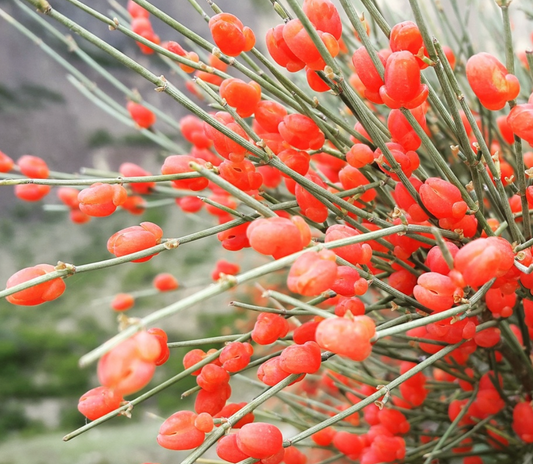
[[127, 100, 156, 127], [111, 293, 135, 311], [78, 386, 123, 421], [157, 410, 205, 450], [78, 183, 128, 217], [107, 222, 163, 263], [6, 264, 66, 306], [236, 423, 283, 459], [153, 273, 179, 291]]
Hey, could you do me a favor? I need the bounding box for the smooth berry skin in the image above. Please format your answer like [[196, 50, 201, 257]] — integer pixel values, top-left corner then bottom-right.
[[287, 250, 338, 296], [0, 150, 14, 172], [315, 316, 375, 361], [111, 293, 135, 311], [379, 51, 429, 109], [351, 47, 387, 104], [78, 183, 128, 217], [282, 19, 339, 71], [161, 155, 209, 191], [466, 53, 520, 110], [217, 434, 250, 463], [266, 24, 305, 72], [236, 423, 283, 459], [507, 103, 533, 145], [127, 101, 156, 127], [14, 184, 51, 202], [279, 341, 322, 374], [247, 216, 306, 259], [219, 78, 261, 118], [157, 410, 205, 451], [78, 386, 123, 421], [278, 114, 325, 150], [153, 273, 179, 292], [107, 222, 163, 263], [303, 0, 342, 40], [208, 13, 255, 57], [119, 163, 155, 194], [6, 264, 66, 306], [18, 155, 49, 179], [513, 402, 533, 443]]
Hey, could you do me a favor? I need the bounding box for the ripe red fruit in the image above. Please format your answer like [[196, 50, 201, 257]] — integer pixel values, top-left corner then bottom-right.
[[257, 357, 294, 386], [127, 0, 149, 18], [351, 47, 388, 104], [106, 222, 163, 263], [161, 154, 209, 191], [419, 178, 467, 220], [380, 51, 429, 109], [474, 327, 501, 348], [279, 341, 322, 374], [119, 163, 155, 194], [282, 19, 339, 71], [387, 104, 427, 151], [284, 446, 307, 464], [5, 264, 66, 306], [18, 155, 49, 178], [374, 142, 420, 180], [194, 412, 214, 433], [278, 114, 325, 150], [236, 423, 283, 459], [219, 78, 261, 118], [195, 383, 231, 415], [197, 364, 230, 393], [303, 0, 342, 40], [311, 427, 336, 446], [211, 260, 240, 281], [208, 13, 255, 57], [126, 101, 156, 128], [266, 24, 306, 72], [315, 315, 375, 361], [425, 242, 459, 275], [325, 224, 373, 266], [338, 165, 377, 202], [214, 402, 255, 429], [130, 17, 160, 54], [247, 216, 309, 259], [180, 115, 212, 149], [111, 293, 135, 311], [0, 150, 14, 172], [203, 112, 249, 161], [157, 410, 205, 450], [513, 402, 533, 443], [217, 434, 251, 463], [78, 183, 128, 217], [57, 187, 81, 209], [333, 431, 363, 459], [252, 312, 290, 345], [14, 184, 51, 202], [98, 332, 161, 396], [78, 386, 123, 421], [466, 53, 520, 110], [147, 327, 170, 366], [287, 250, 338, 296], [153, 273, 179, 292], [278, 149, 311, 176], [346, 144, 374, 168], [219, 159, 263, 191], [219, 342, 253, 372], [453, 237, 515, 288], [413, 272, 464, 312], [293, 319, 320, 343], [507, 103, 533, 145], [389, 21, 427, 68]]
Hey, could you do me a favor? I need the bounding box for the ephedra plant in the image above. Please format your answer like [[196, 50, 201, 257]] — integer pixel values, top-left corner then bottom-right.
[[2, 0, 533, 462]]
